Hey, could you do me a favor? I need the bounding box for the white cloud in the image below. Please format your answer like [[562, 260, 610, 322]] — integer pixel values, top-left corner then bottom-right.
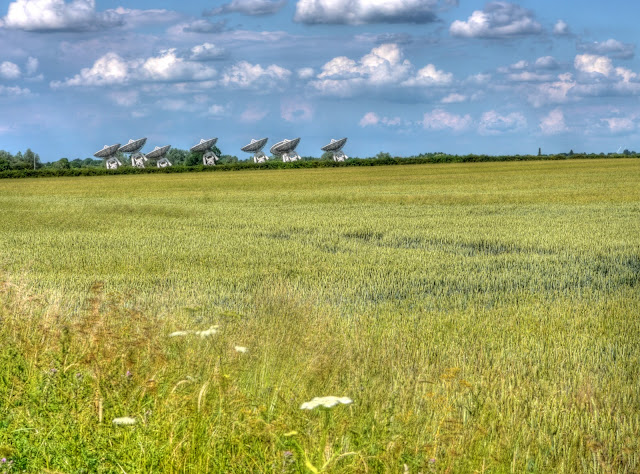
[[359, 112, 380, 127], [528, 73, 575, 107], [359, 111, 403, 127], [169, 19, 227, 36], [207, 104, 228, 116], [25, 57, 38, 75], [574, 54, 613, 77], [220, 61, 290, 89], [109, 90, 138, 107], [602, 117, 636, 133], [403, 64, 452, 86], [0, 84, 31, 96], [294, 0, 446, 25], [297, 67, 315, 79], [51, 52, 131, 87], [478, 110, 526, 135], [535, 56, 558, 70], [422, 109, 472, 131], [51, 49, 217, 87], [141, 49, 217, 82], [281, 99, 313, 122], [206, 0, 286, 16], [539, 108, 567, 135], [553, 20, 570, 36], [190, 43, 226, 61], [450, 2, 542, 38], [507, 71, 553, 82], [577, 39, 635, 60], [311, 43, 451, 96], [0, 61, 21, 80], [441, 93, 466, 103], [3, 0, 122, 32]]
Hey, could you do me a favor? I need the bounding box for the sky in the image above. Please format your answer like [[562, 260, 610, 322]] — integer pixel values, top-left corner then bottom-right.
[[1, 0, 639, 162]]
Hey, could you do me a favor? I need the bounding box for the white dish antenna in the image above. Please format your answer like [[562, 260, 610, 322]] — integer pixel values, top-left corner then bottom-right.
[[118, 138, 147, 168], [143, 145, 172, 168], [241, 137, 269, 163], [94, 144, 122, 169], [190, 138, 219, 166], [321, 137, 349, 162], [270, 137, 301, 162]]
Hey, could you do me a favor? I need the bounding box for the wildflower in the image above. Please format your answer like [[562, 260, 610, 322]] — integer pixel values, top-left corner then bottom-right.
[[112, 417, 137, 425], [126, 370, 133, 379], [234, 345, 248, 353], [283, 451, 294, 458], [429, 458, 436, 464], [49, 368, 58, 375], [300, 396, 352, 410], [169, 330, 191, 337], [1, 458, 6, 463], [195, 326, 218, 338]]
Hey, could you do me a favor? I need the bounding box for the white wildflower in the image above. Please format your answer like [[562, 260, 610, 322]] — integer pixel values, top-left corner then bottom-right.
[[112, 417, 137, 425], [234, 346, 248, 353], [300, 396, 353, 410], [195, 326, 218, 338], [169, 330, 191, 337]]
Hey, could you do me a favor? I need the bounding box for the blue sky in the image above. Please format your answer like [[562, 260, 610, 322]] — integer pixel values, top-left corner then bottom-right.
[[1, 0, 639, 161]]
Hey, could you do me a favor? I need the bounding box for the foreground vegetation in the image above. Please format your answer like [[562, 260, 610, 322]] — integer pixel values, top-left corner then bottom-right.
[[0, 159, 638, 472]]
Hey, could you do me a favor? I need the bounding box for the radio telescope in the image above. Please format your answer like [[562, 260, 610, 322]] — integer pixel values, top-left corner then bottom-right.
[[241, 138, 269, 163], [94, 144, 122, 169], [321, 138, 349, 162], [190, 138, 219, 166], [146, 145, 172, 168], [119, 138, 147, 168], [270, 138, 301, 162]]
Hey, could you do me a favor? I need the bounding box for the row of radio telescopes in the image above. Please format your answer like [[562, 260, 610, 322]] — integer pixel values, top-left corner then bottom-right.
[[93, 137, 349, 169]]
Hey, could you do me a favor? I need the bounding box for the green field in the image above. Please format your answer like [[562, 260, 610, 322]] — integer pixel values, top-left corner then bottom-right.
[[0, 159, 639, 472]]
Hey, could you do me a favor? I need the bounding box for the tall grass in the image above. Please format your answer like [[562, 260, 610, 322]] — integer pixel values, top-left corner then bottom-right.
[[0, 158, 638, 471]]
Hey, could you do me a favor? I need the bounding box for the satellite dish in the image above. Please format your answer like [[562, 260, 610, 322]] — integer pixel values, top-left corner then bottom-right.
[[190, 138, 219, 166], [118, 138, 147, 168], [94, 144, 122, 169], [241, 137, 269, 163], [270, 137, 301, 162], [321, 137, 349, 162], [141, 145, 172, 168]]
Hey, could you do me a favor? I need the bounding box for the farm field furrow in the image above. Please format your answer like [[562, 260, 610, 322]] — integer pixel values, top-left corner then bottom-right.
[[0, 158, 638, 472]]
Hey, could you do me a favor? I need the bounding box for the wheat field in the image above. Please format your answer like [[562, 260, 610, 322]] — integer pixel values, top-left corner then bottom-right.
[[0, 159, 638, 472]]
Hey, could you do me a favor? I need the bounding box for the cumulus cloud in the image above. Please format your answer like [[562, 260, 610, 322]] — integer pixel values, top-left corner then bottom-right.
[[297, 67, 315, 79], [189, 43, 226, 61], [450, 2, 542, 38], [51, 49, 218, 87], [441, 93, 466, 103], [478, 110, 526, 135], [359, 112, 379, 127], [310, 43, 452, 97], [359, 112, 403, 127], [403, 64, 452, 86], [553, 20, 570, 36], [205, 0, 286, 16], [25, 57, 38, 75], [602, 117, 636, 133], [574, 54, 613, 76], [294, 0, 450, 25], [220, 61, 291, 89], [169, 19, 227, 35], [2, 0, 122, 32], [534, 56, 559, 70], [422, 109, 472, 132], [539, 108, 567, 135], [577, 39, 635, 60], [0, 61, 21, 80], [281, 99, 313, 122], [0, 84, 31, 96]]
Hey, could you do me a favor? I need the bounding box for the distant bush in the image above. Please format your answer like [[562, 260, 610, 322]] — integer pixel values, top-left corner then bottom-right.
[[0, 153, 636, 179]]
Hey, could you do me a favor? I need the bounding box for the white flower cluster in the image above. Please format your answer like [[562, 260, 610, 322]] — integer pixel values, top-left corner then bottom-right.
[[300, 396, 353, 410]]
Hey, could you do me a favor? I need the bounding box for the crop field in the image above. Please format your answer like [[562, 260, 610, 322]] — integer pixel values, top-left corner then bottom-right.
[[0, 159, 639, 472]]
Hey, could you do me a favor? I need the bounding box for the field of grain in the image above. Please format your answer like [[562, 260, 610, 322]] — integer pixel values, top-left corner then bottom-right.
[[0, 159, 638, 472]]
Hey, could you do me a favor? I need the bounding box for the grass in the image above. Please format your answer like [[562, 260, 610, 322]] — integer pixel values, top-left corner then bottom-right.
[[0, 158, 638, 472]]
